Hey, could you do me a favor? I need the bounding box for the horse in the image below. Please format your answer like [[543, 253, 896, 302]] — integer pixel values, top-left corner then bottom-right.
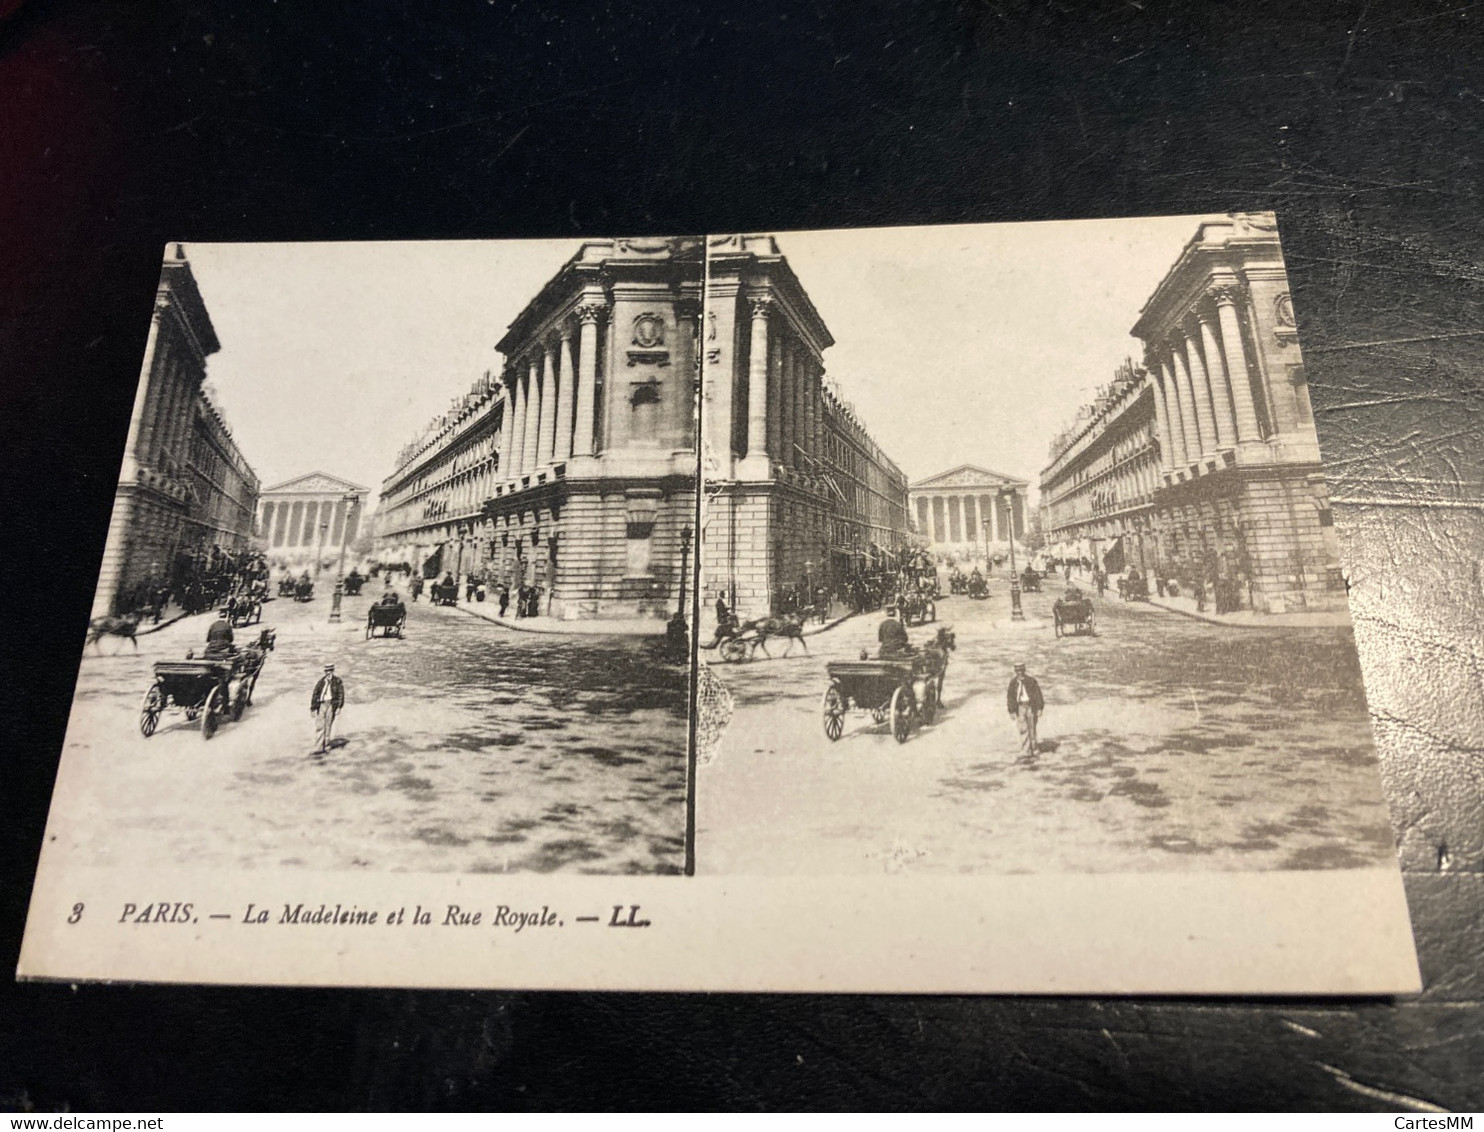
[[86, 612, 142, 651], [739, 612, 808, 658]]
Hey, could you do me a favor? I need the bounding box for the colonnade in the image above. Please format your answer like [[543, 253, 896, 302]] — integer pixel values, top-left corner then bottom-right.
[[743, 295, 825, 473], [502, 300, 605, 480], [1143, 280, 1265, 476], [913, 489, 1026, 546]]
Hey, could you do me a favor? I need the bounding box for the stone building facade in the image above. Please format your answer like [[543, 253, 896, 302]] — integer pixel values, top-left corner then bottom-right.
[[1042, 213, 1343, 612], [700, 234, 912, 619], [256, 472, 370, 572], [377, 238, 700, 621], [909, 465, 1030, 559], [92, 244, 260, 618]]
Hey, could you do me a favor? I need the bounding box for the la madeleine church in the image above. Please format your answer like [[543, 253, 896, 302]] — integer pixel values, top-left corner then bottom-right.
[[908, 465, 1031, 556]]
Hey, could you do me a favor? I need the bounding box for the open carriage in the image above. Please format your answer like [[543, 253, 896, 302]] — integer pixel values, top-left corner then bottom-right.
[[365, 600, 407, 639], [967, 574, 989, 600], [343, 572, 365, 597], [1019, 568, 1043, 594], [821, 627, 955, 744], [293, 578, 314, 602], [1053, 595, 1095, 637], [1117, 573, 1150, 602], [429, 580, 459, 607], [896, 589, 937, 627], [227, 594, 262, 627], [138, 629, 275, 740]]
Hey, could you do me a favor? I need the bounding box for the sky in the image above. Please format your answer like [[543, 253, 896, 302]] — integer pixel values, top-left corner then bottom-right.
[[184, 215, 1208, 512]]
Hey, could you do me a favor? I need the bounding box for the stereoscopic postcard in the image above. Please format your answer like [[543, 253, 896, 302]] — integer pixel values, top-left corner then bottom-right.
[[19, 215, 1420, 993]]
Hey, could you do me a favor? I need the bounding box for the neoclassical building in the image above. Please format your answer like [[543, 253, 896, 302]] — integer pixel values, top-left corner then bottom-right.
[[377, 238, 700, 620], [256, 472, 370, 571], [699, 234, 912, 619], [908, 465, 1029, 558], [1042, 213, 1343, 612], [92, 244, 260, 618]]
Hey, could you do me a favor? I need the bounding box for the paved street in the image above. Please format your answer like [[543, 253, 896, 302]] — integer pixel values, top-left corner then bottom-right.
[[696, 578, 1397, 875], [51, 591, 688, 875]]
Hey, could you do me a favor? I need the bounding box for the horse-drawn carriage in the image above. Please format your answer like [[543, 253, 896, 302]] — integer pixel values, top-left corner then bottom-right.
[[228, 593, 262, 627], [138, 629, 275, 740], [949, 570, 967, 595], [897, 589, 937, 627], [429, 579, 459, 607], [277, 577, 297, 598], [1117, 572, 1150, 602], [714, 614, 806, 663], [1019, 568, 1043, 594], [343, 572, 365, 597], [967, 573, 989, 600], [821, 626, 955, 744], [1053, 594, 1095, 637], [365, 599, 406, 639], [293, 578, 314, 602]]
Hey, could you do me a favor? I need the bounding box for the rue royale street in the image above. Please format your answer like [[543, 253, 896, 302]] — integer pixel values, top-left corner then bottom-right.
[[696, 578, 1396, 875], [51, 591, 688, 875]]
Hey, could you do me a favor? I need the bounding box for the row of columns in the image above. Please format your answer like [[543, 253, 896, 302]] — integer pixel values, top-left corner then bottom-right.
[[914, 491, 1023, 545], [260, 498, 358, 550], [744, 295, 824, 472], [1144, 282, 1264, 475], [502, 300, 603, 479]]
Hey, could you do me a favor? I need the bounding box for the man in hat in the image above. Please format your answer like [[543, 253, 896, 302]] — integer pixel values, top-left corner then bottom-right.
[[204, 607, 235, 658], [878, 606, 911, 658], [1006, 662, 1044, 760], [310, 663, 345, 754]]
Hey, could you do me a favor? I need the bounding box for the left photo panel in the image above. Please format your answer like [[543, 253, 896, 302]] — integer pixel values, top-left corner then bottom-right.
[[28, 239, 698, 924]]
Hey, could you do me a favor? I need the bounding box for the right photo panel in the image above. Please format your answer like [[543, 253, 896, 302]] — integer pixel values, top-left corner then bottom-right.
[[693, 216, 1402, 881]]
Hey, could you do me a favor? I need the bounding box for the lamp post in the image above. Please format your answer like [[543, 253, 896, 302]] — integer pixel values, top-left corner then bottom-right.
[[677, 526, 692, 616], [1002, 488, 1024, 621], [982, 518, 990, 574], [335, 493, 359, 584]]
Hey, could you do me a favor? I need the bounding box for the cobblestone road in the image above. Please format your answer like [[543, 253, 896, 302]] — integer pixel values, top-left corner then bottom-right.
[[696, 579, 1397, 875], [50, 591, 689, 875]]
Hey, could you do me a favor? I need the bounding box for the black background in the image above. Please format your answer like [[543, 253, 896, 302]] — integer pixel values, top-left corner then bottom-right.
[[2, 0, 1482, 1111]]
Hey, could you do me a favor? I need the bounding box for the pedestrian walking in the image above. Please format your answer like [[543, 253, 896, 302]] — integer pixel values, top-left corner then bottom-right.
[[310, 663, 345, 754], [498, 584, 509, 617], [1006, 662, 1044, 760]]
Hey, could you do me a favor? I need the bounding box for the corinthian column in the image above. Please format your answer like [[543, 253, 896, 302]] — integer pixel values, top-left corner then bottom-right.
[[766, 334, 783, 462], [1167, 343, 1203, 467], [1145, 361, 1175, 473], [1177, 330, 1218, 458], [503, 369, 525, 481], [536, 341, 558, 465], [573, 301, 603, 457], [1195, 309, 1237, 449], [556, 327, 576, 461], [520, 357, 540, 473], [742, 295, 771, 474], [1211, 284, 1262, 443]]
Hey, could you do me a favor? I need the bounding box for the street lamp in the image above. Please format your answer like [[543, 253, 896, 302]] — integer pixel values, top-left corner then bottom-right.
[[1001, 488, 1024, 621]]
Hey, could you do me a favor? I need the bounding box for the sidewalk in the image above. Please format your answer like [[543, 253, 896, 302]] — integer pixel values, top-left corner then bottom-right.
[[1141, 592, 1352, 629], [447, 597, 667, 636]]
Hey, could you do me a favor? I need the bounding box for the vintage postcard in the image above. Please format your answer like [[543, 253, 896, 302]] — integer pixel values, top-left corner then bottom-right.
[[19, 217, 1420, 993]]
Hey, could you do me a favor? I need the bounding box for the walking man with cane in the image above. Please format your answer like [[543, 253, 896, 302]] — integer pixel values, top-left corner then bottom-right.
[[310, 663, 344, 754]]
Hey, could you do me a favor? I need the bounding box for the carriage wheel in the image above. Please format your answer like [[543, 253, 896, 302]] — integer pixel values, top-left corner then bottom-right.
[[201, 686, 225, 740], [139, 685, 163, 738], [926, 600, 936, 623], [919, 680, 937, 726], [890, 685, 916, 744], [720, 638, 748, 664], [822, 684, 846, 742]]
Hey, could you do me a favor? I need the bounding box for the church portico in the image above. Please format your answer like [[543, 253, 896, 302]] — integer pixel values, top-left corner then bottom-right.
[[909, 466, 1030, 559]]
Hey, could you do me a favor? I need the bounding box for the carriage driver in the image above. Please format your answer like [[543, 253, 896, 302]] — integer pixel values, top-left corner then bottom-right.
[[204, 607, 235, 659], [877, 606, 912, 658]]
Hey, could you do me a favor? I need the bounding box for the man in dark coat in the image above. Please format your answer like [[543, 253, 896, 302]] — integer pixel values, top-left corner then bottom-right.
[[204, 607, 235, 658], [1006, 662, 1045, 759], [310, 663, 345, 754], [877, 607, 910, 658]]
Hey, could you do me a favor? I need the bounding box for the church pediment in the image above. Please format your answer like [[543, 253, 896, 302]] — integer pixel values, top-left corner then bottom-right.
[[262, 471, 369, 496], [910, 464, 1027, 491]]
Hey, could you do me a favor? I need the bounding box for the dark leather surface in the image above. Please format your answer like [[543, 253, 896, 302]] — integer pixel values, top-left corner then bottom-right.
[[2, 0, 1480, 1111]]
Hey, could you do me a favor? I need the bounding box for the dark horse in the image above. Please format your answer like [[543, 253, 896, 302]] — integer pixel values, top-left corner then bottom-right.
[[739, 612, 809, 658], [86, 612, 142, 650]]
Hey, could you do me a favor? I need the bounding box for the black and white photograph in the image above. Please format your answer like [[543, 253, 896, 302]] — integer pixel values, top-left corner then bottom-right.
[[37, 238, 697, 880], [694, 215, 1405, 881]]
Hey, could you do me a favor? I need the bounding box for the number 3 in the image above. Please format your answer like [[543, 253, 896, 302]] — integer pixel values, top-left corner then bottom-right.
[[67, 903, 84, 924]]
